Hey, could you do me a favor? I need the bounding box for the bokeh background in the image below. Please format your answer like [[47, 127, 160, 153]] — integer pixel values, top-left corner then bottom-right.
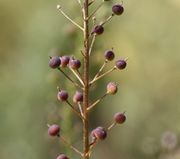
[[0, 0, 180, 159]]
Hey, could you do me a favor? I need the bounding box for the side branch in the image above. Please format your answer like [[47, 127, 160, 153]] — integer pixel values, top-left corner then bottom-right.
[[57, 68, 83, 89], [60, 135, 83, 157], [57, 5, 84, 31]]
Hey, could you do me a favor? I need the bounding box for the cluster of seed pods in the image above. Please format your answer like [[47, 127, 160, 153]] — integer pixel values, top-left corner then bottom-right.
[[47, 2, 127, 159]]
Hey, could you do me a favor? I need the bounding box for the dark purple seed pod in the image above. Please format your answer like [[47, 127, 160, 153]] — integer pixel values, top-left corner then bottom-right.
[[104, 50, 115, 61], [48, 124, 60, 136], [112, 4, 124, 15], [107, 82, 118, 94], [56, 154, 69, 159], [60, 56, 70, 67], [69, 59, 81, 69], [73, 91, 83, 103], [114, 112, 126, 124], [49, 56, 61, 69], [115, 59, 127, 69], [57, 90, 68, 101], [93, 25, 104, 35], [91, 127, 107, 140]]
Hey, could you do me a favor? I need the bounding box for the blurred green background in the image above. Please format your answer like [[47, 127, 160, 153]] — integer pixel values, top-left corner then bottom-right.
[[0, 0, 180, 159]]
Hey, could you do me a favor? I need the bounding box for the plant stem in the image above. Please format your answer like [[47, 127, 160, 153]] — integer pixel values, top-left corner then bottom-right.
[[83, 0, 90, 158]]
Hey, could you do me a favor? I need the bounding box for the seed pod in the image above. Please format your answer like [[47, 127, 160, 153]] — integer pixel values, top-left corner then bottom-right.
[[49, 56, 61, 69], [57, 90, 68, 101], [73, 91, 83, 103], [115, 59, 127, 69], [107, 82, 118, 94], [91, 127, 107, 140], [114, 112, 126, 124], [92, 25, 104, 35], [69, 58, 81, 69], [56, 154, 69, 159], [60, 56, 70, 67], [104, 50, 115, 61], [48, 124, 60, 136], [112, 4, 124, 15]]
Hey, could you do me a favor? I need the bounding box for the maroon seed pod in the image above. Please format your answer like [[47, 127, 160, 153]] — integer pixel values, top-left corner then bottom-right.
[[73, 91, 83, 103], [93, 25, 104, 35], [115, 59, 127, 69], [69, 59, 81, 69], [114, 112, 126, 124], [48, 124, 60, 136], [57, 90, 68, 101], [60, 56, 70, 67], [49, 56, 61, 69], [112, 4, 124, 15], [107, 82, 118, 94], [91, 127, 107, 140], [104, 50, 115, 61], [56, 154, 69, 159]]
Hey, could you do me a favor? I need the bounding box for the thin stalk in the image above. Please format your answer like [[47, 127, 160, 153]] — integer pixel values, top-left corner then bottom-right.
[[57, 5, 84, 31], [92, 60, 107, 81], [107, 122, 116, 131], [60, 135, 83, 157], [69, 67, 85, 87], [89, 34, 96, 56], [87, 93, 107, 111], [90, 66, 117, 85], [83, 0, 90, 158], [58, 68, 83, 89], [101, 14, 114, 26], [88, 1, 104, 20], [66, 100, 84, 119]]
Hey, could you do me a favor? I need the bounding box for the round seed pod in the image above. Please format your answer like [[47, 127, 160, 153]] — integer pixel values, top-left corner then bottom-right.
[[57, 90, 68, 101], [56, 154, 69, 159], [48, 124, 60, 136], [93, 25, 104, 35], [60, 56, 70, 67], [107, 82, 118, 94], [49, 56, 61, 69], [104, 50, 115, 61], [112, 4, 124, 15], [73, 91, 83, 103], [91, 127, 107, 140], [114, 112, 126, 124], [115, 59, 127, 69], [69, 59, 81, 69]]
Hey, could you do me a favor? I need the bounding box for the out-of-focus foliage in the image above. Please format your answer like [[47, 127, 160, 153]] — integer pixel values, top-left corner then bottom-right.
[[0, 0, 180, 159]]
